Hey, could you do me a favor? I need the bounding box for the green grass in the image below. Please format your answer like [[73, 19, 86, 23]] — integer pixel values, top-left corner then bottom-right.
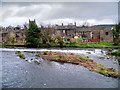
[[97, 69, 108, 76], [63, 42, 120, 48], [79, 56, 91, 61], [1, 42, 120, 49], [95, 68, 119, 78], [98, 63, 104, 66]]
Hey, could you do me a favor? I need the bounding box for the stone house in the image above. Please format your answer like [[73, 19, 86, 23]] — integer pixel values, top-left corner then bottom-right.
[[100, 28, 113, 42], [1, 26, 26, 45], [1, 20, 114, 45], [53, 24, 113, 43], [90, 25, 113, 42]]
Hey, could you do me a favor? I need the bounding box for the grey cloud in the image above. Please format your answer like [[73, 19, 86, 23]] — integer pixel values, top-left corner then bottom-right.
[[1, 2, 118, 26], [1, 0, 120, 2], [56, 2, 117, 21]]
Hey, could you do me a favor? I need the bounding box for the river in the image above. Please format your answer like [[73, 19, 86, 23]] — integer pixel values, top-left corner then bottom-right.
[[1, 48, 119, 88]]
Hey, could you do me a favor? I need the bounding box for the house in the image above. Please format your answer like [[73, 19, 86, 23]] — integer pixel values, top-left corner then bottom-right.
[[1, 20, 114, 45], [1, 26, 26, 45], [53, 23, 113, 43]]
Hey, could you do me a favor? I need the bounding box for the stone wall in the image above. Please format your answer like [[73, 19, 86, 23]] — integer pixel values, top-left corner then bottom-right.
[[100, 29, 113, 42]]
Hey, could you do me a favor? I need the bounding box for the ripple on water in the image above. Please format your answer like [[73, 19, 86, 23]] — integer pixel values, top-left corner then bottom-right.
[[2, 49, 119, 88]]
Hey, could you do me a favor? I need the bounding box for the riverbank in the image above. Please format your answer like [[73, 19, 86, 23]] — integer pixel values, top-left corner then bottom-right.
[[36, 51, 120, 78], [109, 50, 120, 56], [1, 42, 120, 49], [63, 42, 120, 49], [108, 50, 120, 65]]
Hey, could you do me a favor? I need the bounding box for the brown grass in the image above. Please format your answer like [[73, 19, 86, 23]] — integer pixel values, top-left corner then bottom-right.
[[36, 51, 120, 78]]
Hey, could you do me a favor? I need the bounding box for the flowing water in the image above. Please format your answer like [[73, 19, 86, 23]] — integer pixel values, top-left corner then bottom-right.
[[1, 48, 119, 88]]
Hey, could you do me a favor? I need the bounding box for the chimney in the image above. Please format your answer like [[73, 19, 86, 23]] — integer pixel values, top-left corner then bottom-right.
[[74, 22, 76, 26], [29, 19, 30, 23], [62, 23, 63, 26]]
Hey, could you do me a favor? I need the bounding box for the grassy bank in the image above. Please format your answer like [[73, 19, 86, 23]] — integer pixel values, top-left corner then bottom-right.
[[36, 51, 120, 78], [63, 42, 120, 49], [1, 42, 120, 49]]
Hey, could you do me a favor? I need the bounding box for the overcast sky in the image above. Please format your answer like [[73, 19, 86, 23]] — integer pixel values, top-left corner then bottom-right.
[[0, 2, 118, 27]]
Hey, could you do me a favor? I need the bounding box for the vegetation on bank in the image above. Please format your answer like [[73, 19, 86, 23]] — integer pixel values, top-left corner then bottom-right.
[[62, 42, 120, 48], [2, 42, 120, 49], [24, 20, 120, 48], [36, 51, 120, 78], [112, 23, 120, 45], [109, 50, 120, 56], [25, 20, 41, 48], [108, 50, 120, 65], [15, 51, 25, 59], [2, 22, 120, 48]]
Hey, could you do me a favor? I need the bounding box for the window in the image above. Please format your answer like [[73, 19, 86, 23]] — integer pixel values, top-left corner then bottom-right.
[[106, 32, 108, 35], [63, 30, 65, 33], [16, 34, 19, 37]]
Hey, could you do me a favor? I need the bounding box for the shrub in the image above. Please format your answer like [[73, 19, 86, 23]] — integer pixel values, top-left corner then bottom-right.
[[111, 50, 120, 56], [55, 36, 64, 48]]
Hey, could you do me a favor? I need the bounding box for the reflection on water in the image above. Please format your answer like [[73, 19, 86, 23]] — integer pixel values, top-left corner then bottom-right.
[[1, 48, 119, 88]]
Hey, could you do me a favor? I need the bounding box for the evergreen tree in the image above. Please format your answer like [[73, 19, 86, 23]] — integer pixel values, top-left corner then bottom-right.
[[112, 23, 120, 45], [25, 20, 41, 48]]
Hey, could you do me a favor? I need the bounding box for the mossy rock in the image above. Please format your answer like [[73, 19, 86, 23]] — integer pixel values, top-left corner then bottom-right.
[[34, 60, 40, 65], [15, 51, 21, 55], [19, 54, 25, 59], [15, 51, 25, 59], [99, 57, 105, 59]]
